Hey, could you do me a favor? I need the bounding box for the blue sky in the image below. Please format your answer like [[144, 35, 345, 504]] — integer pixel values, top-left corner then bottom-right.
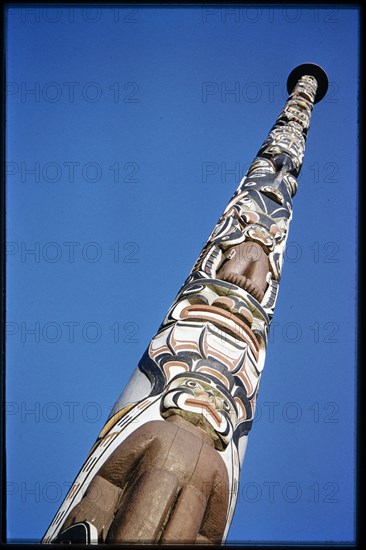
[[5, 5, 359, 544]]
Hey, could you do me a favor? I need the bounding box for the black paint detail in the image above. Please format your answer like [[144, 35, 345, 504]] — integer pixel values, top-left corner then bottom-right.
[[52, 522, 94, 544], [138, 349, 166, 395]]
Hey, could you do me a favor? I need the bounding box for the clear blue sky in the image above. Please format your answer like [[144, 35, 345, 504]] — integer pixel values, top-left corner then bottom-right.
[[5, 5, 359, 544]]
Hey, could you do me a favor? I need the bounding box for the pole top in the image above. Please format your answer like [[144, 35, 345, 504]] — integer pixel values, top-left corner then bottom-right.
[[287, 63, 328, 103]]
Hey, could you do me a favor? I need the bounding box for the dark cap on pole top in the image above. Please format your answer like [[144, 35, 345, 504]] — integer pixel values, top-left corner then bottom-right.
[[287, 63, 328, 103]]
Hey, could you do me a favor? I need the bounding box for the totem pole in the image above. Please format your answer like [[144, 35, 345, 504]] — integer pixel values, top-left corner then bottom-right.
[[42, 63, 328, 544]]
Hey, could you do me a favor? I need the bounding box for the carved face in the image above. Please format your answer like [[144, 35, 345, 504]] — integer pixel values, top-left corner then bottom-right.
[[160, 374, 238, 450]]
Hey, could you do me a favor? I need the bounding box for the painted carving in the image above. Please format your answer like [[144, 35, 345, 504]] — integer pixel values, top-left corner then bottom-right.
[[42, 65, 328, 544]]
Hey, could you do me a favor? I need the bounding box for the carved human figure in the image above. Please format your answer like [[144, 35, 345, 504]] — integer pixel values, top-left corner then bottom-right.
[[216, 240, 270, 301], [57, 375, 235, 544]]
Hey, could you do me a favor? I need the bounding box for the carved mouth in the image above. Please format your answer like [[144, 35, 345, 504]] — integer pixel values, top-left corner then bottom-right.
[[181, 304, 259, 353], [185, 398, 222, 424]]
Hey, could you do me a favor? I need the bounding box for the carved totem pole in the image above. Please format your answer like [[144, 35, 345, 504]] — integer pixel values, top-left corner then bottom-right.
[[42, 63, 328, 544]]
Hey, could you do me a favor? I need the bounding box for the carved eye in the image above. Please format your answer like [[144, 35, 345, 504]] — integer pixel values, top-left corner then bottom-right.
[[222, 400, 231, 412], [184, 380, 197, 388]]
